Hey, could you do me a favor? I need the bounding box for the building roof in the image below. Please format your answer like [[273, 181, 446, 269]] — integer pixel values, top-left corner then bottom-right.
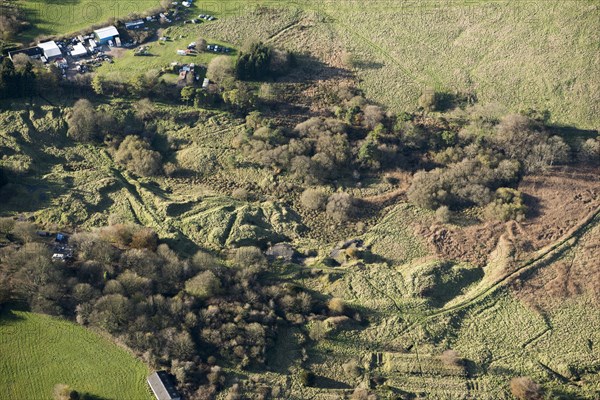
[[125, 20, 145, 28], [147, 371, 180, 400], [71, 43, 87, 57], [94, 26, 119, 40], [38, 41, 62, 58], [8, 46, 43, 60]]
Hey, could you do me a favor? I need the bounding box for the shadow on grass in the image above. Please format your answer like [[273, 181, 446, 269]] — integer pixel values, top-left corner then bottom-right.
[[0, 303, 29, 327], [80, 394, 110, 400], [522, 193, 543, 219], [313, 375, 352, 389]]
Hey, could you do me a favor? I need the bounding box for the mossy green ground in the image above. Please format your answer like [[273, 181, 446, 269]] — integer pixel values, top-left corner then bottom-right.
[[0, 309, 152, 400], [4, 1, 600, 397]]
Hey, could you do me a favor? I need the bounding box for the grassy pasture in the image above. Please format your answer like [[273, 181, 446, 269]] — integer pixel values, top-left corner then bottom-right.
[[18, 0, 162, 42], [190, 0, 600, 129], [96, 24, 237, 81], [0, 309, 152, 400]]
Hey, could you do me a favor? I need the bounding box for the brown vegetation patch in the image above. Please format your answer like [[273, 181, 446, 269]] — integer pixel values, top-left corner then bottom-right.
[[418, 221, 505, 267], [513, 220, 600, 311], [518, 165, 600, 249], [417, 166, 599, 267]]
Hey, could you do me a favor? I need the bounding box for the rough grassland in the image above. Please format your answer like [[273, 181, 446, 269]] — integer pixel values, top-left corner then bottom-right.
[[195, 0, 599, 129], [0, 309, 152, 400], [18, 0, 161, 42]]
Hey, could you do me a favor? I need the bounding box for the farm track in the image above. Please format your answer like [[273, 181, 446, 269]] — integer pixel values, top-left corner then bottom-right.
[[265, 19, 303, 44], [399, 204, 600, 333]]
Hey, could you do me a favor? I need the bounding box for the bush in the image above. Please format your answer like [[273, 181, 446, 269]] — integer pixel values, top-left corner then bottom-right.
[[326, 193, 355, 222], [67, 99, 97, 142], [115, 135, 162, 177], [0, 217, 15, 235], [493, 114, 570, 173], [133, 98, 156, 122], [484, 188, 527, 222], [207, 56, 235, 86], [435, 206, 451, 223], [53, 384, 76, 400], [231, 246, 265, 268], [300, 188, 328, 211], [185, 270, 222, 299], [12, 221, 37, 243], [342, 359, 362, 378], [407, 158, 519, 210], [130, 228, 158, 251], [578, 137, 600, 164], [327, 297, 346, 315], [418, 87, 438, 112], [440, 349, 462, 366], [232, 188, 249, 201], [509, 377, 543, 400], [235, 42, 290, 81], [307, 320, 328, 341], [350, 388, 376, 400], [298, 370, 315, 387]]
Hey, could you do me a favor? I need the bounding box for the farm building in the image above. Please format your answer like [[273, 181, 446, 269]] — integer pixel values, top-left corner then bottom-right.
[[125, 20, 145, 30], [38, 41, 62, 59], [71, 43, 88, 58], [147, 371, 181, 400], [94, 26, 120, 45]]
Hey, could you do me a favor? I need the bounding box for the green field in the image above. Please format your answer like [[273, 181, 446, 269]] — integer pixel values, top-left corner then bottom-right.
[[96, 25, 236, 81], [0, 309, 152, 400], [20, 0, 599, 127], [191, 0, 599, 129], [19, 0, 161, 42]]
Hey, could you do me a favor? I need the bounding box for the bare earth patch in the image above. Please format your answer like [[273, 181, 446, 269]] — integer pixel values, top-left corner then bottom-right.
[[512, 219, 600, 311], [417, 166, 600, 267], [518, 165, 600, 249]]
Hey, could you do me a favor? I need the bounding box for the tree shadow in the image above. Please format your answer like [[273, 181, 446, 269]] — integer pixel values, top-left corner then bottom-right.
[[548, 124, 598, 143], [81, 394, 110, 400], [435, 91, 473, 112], [274, 53, 353, 84], [522, 193, 543, 219], [353, 60, 384, 70], [313, 375, 352, 389], [0, 307, 27, 327]]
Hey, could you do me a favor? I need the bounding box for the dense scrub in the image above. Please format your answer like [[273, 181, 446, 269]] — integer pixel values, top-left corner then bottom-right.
[[0, 222, 348, 398]]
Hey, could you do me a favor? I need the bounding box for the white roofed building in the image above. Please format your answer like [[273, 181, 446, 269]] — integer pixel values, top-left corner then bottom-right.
[[71, 43, 88, 58], [38, 41, 62, 59], [94, 26, 120, 45]]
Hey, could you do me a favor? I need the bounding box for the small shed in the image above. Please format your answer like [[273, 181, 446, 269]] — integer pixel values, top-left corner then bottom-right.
[[125, 20, 145, 30], [147, 371, 181, 400], [71, 42, 88, 58], [38, 41, 62, 59], [94, 26, 120, 45], [8, 47, 43, 61], [266, 243, 296, 262]]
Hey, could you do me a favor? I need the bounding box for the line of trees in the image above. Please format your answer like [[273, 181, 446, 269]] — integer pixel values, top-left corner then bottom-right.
[[0, 58, 36, 99]]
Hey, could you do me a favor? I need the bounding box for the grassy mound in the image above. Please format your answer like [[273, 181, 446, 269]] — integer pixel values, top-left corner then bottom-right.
[[0, 309, 151, 400]]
